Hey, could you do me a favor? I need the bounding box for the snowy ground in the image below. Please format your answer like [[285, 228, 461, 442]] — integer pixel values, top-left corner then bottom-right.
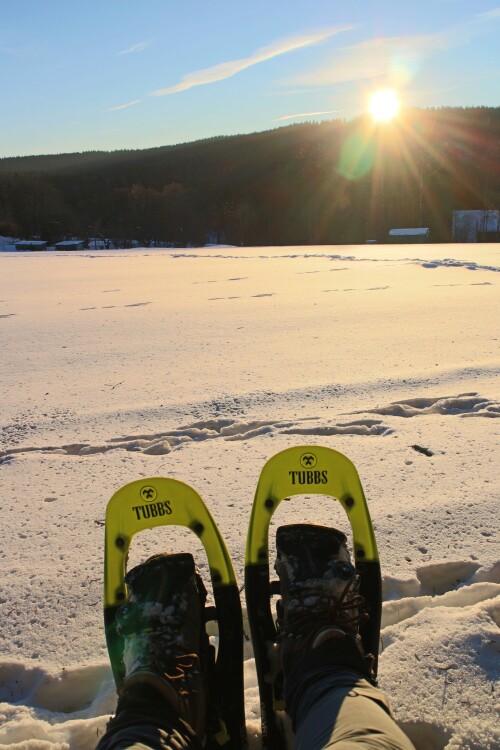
[[0, 244, 498, 750]]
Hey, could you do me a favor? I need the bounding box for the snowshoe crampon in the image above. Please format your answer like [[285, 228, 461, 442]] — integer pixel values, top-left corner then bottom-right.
[[244, 447, 382, 750], [104, 477, 247, 749]]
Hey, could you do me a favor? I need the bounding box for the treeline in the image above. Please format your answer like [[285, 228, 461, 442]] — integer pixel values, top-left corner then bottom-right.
[[0, 106, 499, 246]]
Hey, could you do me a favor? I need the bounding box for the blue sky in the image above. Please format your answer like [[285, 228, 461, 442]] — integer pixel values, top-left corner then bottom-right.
[[2, 0, 500, 157]]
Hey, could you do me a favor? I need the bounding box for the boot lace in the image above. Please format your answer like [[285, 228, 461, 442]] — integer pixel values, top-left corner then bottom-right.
[[278, 574, 368, 645]]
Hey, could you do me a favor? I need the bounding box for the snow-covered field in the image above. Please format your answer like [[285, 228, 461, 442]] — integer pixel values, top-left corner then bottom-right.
[[0, 244, 498, 750]]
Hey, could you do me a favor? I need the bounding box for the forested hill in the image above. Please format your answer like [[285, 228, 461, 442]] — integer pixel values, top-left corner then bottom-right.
[[1, 107, 499, 246]]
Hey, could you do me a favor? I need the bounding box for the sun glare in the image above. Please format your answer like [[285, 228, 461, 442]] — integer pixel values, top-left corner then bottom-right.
[[369, 89, 400, 122]]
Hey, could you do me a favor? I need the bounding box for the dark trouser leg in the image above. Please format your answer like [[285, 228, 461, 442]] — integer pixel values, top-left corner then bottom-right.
[[96, 713, 194, 750], [289, 668, 415, 750], [96, 689, 201, 750]]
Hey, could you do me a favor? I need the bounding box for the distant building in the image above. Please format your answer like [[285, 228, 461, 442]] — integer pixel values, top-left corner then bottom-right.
[[15, 240, 48, 251], [452, 210, 500, 242], [388, 228, 430, 244], [87, 238, 112, 249], [55, 240, 85, 250], [207, 229, 226, 245]]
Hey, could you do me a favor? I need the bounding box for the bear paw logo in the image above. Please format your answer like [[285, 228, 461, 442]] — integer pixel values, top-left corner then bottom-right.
[[140, 486, 157, 502], [300, 452, 317, 468]]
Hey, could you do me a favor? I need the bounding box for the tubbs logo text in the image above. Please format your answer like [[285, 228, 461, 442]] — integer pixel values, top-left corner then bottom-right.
[[289, 470, 328, 485], [132, 500, 172, 521]]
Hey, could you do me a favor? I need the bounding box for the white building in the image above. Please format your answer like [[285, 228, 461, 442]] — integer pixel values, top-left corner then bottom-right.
[[55, 240, 85, 250], [452, 210, 500, 242], [15, 240, 48, 251], [388, 228, 430, 244]]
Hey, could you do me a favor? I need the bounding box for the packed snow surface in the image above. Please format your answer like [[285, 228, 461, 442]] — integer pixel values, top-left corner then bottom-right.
[[0, 244, 499, 749]]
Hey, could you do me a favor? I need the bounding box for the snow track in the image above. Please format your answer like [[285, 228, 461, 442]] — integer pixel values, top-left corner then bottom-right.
[[0, 415, 395, 461], [2, 392, 498, 461]]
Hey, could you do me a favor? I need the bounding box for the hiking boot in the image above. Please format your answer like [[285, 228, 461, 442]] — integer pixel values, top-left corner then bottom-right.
[[275, 524, 372, 683], [115, 553, 208, 739]]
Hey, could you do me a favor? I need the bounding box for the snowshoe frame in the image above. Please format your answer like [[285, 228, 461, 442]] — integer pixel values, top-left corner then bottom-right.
[[245, 446, 382, 750], [104, 477, 247, 750]]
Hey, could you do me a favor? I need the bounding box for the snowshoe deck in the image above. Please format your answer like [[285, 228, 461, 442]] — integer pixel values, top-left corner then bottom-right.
[[244, 447, 382, 750], [104, 477, 247, 750]]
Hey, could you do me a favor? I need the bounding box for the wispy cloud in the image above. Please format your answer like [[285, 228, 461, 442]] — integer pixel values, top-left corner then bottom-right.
[[0, 39, 43, 58], [150, 26, 354, 97], [287, 33, 456, 89], [274, 110, 342, 122], [476, 7, 500, 20], [285, 12, 500, 89], [107, 100, 142, 112], [118, 40, 152, 56]]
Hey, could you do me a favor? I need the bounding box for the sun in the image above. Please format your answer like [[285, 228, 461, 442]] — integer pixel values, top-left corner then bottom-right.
[[369, 89, 400, 122]]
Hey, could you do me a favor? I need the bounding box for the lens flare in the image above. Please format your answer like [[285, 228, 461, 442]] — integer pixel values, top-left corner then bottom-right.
[[369, 89, 400, 122]]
